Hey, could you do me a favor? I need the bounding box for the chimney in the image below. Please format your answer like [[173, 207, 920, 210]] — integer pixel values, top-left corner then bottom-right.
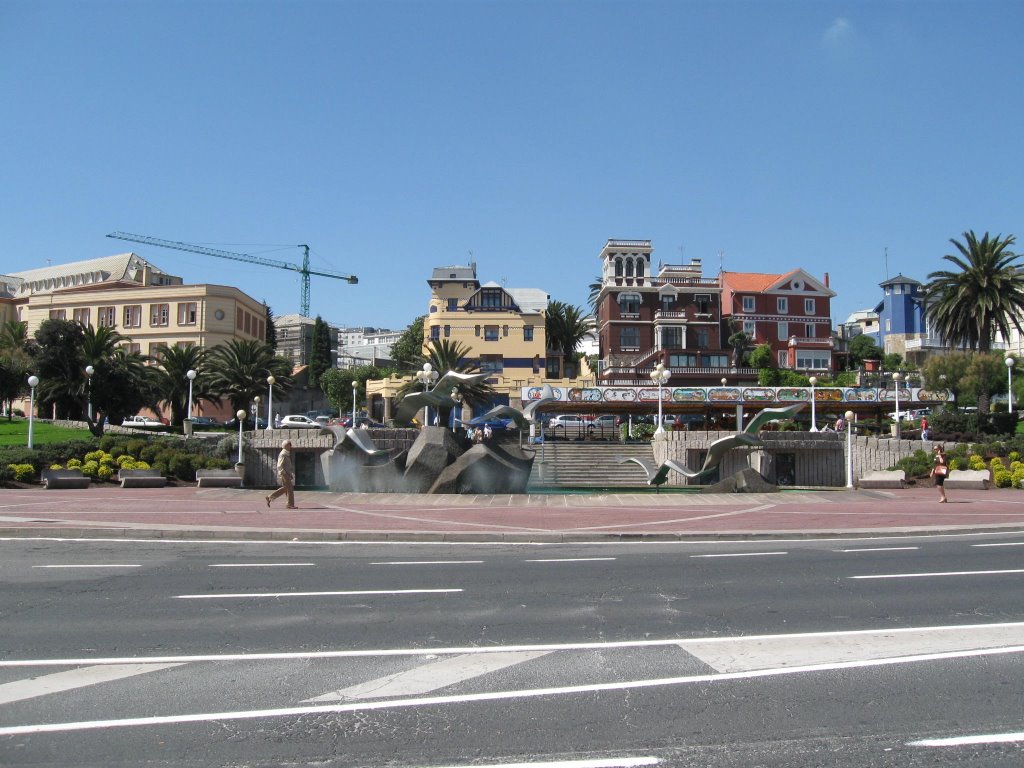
[[824, 272, 830, 288]]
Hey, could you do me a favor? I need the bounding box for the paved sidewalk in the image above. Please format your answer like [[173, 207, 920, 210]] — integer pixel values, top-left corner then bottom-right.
[[3, 485, 1024, 541]]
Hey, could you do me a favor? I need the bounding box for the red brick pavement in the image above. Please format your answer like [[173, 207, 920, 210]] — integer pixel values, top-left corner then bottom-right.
[[2, 486, 1024, 541]]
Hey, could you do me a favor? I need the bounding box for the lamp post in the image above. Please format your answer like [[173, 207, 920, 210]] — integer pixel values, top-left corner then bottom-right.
[[27, 375, 39, 450], [266, 375, 275, 430], [416, 363, 438, 426], [808, 376, 818, 432], [651, 362, 670, 435], [845, 409, 855, 488], [85, 365, 94, 421], [253, 395, 261, 428], [1006, 356, 1015, 416], [185, 369, 196, 421], [451, 387, 463, 434], [235, 409, 247, 465], [893, 372, 903, 439], [351, 380, 358, 428]]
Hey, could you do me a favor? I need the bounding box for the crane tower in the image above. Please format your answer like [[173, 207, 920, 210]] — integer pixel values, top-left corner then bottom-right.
[[107, 231, 357, 317]]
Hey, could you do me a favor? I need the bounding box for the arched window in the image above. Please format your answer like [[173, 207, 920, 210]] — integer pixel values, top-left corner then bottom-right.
[[614, 258, 623, 277], [625, 259, 634, 277], [636, 259, 645, 277]]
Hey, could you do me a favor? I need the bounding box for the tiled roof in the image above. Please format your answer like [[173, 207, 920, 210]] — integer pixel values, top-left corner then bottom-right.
[[507, 288, 548, 314], [720, 270, 782, 292], [5, 253, 172, 297]]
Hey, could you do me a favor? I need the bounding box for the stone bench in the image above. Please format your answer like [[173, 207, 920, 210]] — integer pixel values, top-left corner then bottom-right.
[[118, 469, 167, 488], [41, 469, 91, 489], [196, 468, 243, 488], [944, 469, 990, 490], [858, 470, 906, 489]]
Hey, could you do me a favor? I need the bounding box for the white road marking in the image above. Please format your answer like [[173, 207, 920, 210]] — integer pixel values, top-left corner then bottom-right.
[[2, 645, 1022, 736], [207, 563, 315, 567], [910, 731, 1024, 747], [678, 624, 1024, 673], [0, 663, 183, 705], [524, 558, 616, 563], [690, 552, 787, 558], [305, 650, 550, 701], [172, 589, 463, 599], [972, 542, 1024, 548], [417, 759, 659, 768], [851, 569, 1024, 580], [32, 564, 141, 569], [832, 547, 919, 553], [370, 561, 485, 565], [5, 620, 1023, 668]]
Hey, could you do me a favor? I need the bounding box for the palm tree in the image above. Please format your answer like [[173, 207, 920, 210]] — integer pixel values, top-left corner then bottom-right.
[[154, 345, 218, 426], [926, 231, 1024, 353], [205, 339, 293, 415], [397, 339, 495, 427], [545, 300, 594, 379], [587, 275, 603, 317], [926, 231, 1023, 415], [0, 320, 31, 419]]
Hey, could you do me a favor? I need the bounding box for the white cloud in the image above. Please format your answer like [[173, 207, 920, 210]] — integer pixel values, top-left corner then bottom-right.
[[822, 17, 852, 46]]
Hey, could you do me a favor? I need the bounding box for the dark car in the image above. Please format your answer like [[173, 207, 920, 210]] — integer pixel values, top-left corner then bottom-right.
[[187, 416, 218, 427], [462, 417, 514, 431]]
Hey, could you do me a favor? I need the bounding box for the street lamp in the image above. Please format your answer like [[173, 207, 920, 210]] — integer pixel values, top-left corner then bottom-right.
[[1006, 356, 1015, 416], [27, 375, 39, 450], [253, 395, 261, 428], [808, 376, 818, 432], [651, 362, 670, 435], [351, 380, 358, 428], [416, 363, 438, 426], [266, 375, 275, 430], [893, 372, 903, 439], [235, 409, 247, 465], [845, 409, 855, 489], [85, 365, 94, 421], [185, 369, 196, 421]]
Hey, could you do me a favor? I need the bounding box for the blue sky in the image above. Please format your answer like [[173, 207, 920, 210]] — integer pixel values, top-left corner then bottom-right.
[[2, 0, 1021, 333]]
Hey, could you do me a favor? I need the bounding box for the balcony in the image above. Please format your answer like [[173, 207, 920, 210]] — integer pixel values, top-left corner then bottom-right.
[[654, 310, 687, 322], [787, 336, 834, 347]]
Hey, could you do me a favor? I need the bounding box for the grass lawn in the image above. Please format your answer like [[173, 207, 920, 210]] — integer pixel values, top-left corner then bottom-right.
[[0, 419, 93, 446]]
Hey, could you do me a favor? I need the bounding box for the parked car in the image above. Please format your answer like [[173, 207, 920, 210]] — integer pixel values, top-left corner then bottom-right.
[[187, 416, 218, 427], [586, 414, 618, 430], [547, 414, 588, 430], [223, 415, 268, 429], [279, 414, 325, 429], [462, 416, 514, 431], [122, 415, 164, 428]]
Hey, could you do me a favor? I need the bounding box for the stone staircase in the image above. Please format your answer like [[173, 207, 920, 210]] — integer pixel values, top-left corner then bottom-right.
[[528, 440, 655, 488]]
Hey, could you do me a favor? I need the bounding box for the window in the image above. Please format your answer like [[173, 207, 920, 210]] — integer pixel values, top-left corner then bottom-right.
[[695, 294, 711, 314], [705, 354, 729, 368], [98, 306, 116, 327], [742, 296, 755, 312], [614, 258, 623, 277], [48, 309, 66, 320], [430, 325, 440, 341], [804, 298, 815, 314], [503, 325, 509, 337], [484, 325, 499, 341], [177, 302, 197, 325], [885, 319, 891, 331], [444, 324, 451, 338], [743, 320, 756, 337], [795, 352, 831, 370], [661, 327, 683, 348], [474, 325, 480, 337], [620, 327, 640, 349], [175, 341, 195, 349], [695, 329, 709, 349], [123, 305, 142, 328], [669, 353, 697, 367], [150, 304, 169, 326], [778, 322, 788, 340], [777, 297, 788, 313], [618, 293, 641, 315], [447, 298, 458, 311], [636, 259, 645, 277], [625, 259, 634, 277], [523, 325, 534, 341], [777, 350, 789, 368], [661, 294, 675, 311], [236, 307, 243, 329], [805, 323, 815, 338], [123, 343, 140, 354], [480, 288, 504, 308], [73, 307, 90, 326], [479, 354, 504, 374]]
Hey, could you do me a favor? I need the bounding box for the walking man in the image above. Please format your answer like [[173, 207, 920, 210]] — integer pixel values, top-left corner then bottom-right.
[[266, 439, 296, 509]]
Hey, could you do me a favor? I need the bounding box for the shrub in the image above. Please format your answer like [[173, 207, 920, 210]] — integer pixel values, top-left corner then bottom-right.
[[7, 463, 36, 482], [97, 464, 114, 482], [49, 463, 63, 470], [66, 458, 82, 469], [169, 452, 196, 481], [893, 449, 932, 478], [81, 460, 99, 478], [98, 435, 116, 452], [1010, 451, 1021, 463], [204, 457, 231, 470], [84, 450, 105, 463], [116, 454, 135, 468], [968, 454, 987, 471], [126, 439, 148, 457]]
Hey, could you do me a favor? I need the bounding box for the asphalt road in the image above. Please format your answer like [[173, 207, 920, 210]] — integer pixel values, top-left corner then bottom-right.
[[2, 531, 1024, 767]]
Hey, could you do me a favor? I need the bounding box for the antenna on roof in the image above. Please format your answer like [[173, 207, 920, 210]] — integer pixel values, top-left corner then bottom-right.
[[884, 247, 889, 279], [718, 250, 725, 272], [468, 250, 476, 275]]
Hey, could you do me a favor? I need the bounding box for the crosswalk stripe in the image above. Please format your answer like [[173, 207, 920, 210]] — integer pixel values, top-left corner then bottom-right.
[[305, 651, 550, 702], [0, 663, 184, 705]]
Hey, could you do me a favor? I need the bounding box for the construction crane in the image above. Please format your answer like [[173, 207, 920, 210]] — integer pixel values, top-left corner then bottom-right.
[[107, 231, 358, 317]]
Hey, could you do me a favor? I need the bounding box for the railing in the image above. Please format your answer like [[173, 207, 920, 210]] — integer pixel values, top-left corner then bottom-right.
[[787, 337, 834, 347], [654, 310, 687, 321]]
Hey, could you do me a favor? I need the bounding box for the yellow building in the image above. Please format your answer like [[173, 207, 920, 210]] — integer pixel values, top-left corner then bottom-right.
[[1, 253, 268, 354]]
